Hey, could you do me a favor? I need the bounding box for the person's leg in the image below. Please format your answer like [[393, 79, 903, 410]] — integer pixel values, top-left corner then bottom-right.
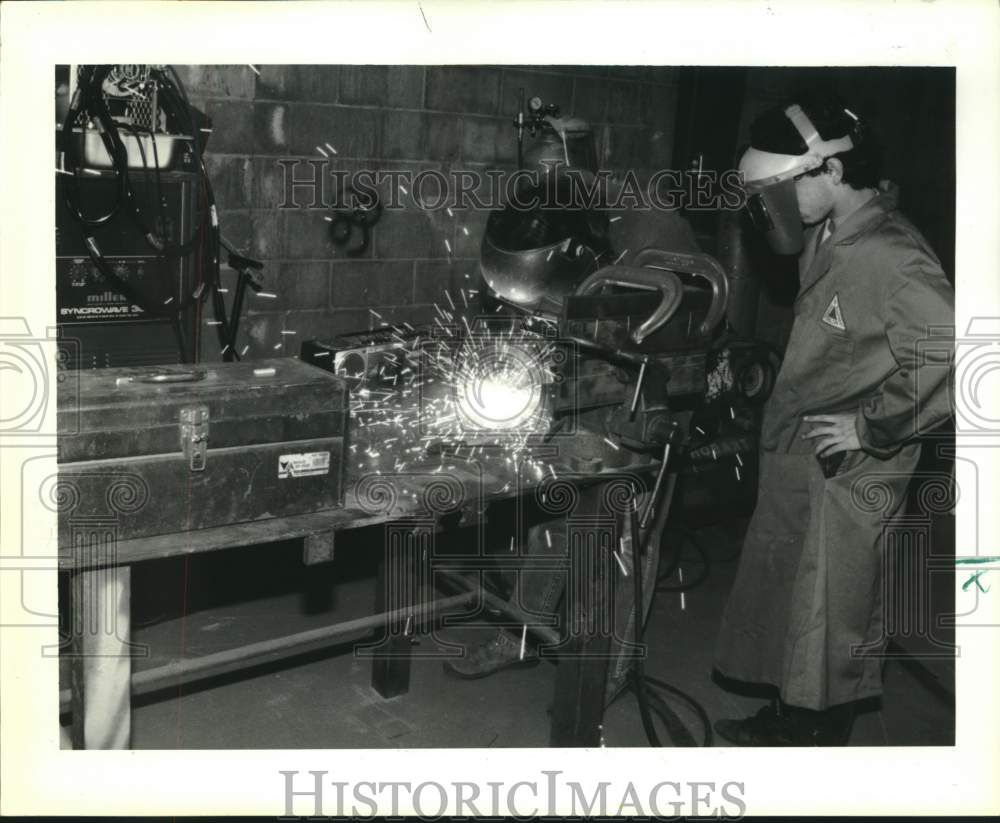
[[443, 518, 568, 679], [715, 445, 920, 745]]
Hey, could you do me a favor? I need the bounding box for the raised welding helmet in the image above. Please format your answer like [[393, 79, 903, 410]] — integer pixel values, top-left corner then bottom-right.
[[739, 103, 855, 255], [522, 114, 599, 182]]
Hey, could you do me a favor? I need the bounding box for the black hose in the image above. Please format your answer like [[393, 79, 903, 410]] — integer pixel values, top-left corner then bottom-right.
[[625, 484, 714, 748], [657, 526, 711, 592]]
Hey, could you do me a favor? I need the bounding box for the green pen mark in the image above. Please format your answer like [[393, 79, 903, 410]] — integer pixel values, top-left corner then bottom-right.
[[962, 571, 990, 593], [955, 556, 1000, 565]]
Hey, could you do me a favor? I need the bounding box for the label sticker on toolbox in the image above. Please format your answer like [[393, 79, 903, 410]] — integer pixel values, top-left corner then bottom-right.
[[278, 451, 330, 479]]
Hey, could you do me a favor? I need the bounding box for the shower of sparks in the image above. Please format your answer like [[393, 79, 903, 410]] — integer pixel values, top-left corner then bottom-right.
[[346, 316, 562, 484]]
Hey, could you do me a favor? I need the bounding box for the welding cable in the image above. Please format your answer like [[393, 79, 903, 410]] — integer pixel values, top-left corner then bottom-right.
[[656, 526, 712, 593], [162, 65, 235, 357], [626, 485, 713, 748]]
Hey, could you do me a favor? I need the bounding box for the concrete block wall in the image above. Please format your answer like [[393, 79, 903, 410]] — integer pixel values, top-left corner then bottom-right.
[[173, 65, 679, 362]]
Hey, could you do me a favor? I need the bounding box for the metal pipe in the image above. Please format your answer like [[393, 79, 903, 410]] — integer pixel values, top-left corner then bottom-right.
[[59, 591, 476, 712]]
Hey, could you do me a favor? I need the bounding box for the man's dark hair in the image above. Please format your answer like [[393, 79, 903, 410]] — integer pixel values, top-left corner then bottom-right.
[[749, 92, 883, 189]]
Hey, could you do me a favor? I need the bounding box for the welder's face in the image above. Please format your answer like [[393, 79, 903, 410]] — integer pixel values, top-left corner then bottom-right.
[[794, 172, 836, 226]]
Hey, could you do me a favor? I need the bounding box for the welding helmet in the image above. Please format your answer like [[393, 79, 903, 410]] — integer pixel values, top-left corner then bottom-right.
[[480, 177, 609, 314], [739, 104, 854, 255], [523, 114, 599, 182]]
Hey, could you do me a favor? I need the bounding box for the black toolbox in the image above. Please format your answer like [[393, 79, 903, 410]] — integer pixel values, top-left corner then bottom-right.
[[57, 358, 349, 544]]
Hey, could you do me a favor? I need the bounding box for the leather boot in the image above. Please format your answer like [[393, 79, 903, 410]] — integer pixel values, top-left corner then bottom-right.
[[442, 630, 539, 680], [715, 698, 856, 746]]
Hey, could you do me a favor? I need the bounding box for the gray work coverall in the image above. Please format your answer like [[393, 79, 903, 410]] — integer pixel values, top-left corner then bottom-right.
[[714, 186, 954, 710]]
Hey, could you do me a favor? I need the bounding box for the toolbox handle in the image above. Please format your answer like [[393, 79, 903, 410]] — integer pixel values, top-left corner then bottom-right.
[[119, 368, 208, 386], [574, 265, 684, 345]]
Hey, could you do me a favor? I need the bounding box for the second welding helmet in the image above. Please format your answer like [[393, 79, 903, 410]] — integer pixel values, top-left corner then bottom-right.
[[739, 104, 855, 255]]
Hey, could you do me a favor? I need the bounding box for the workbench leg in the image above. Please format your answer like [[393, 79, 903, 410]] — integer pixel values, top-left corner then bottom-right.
[[69, 564, 132, 749], [370, 524, 430, 698], [549, 489, 616, 747]]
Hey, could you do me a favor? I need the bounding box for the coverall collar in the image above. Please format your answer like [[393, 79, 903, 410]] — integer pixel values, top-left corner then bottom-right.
[[826, 182, 899, 246], [797, 182, 899, 300]]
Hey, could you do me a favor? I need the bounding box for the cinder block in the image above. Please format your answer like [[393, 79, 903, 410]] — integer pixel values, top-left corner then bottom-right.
[[256, 65, 340, 102], [200, 100, 253, 154], [241, 311, 284, 358], [551, 66, 609, 79], [219, 210, 253, 255], [639, 82, 679, 130], [330, 260, 414, 308], [340, 66, 424, 108], [426, 67, 501, 115], [253, 102, 291, 154], [331, 308, 375, 335], [374, 205, 454, 260], [648, 67, 681, 87], [462, 117, 516, 164], [607, 80, 641, 125], [644, 124, 676, 169], [173, 65, 256, 99], [272, 262, 333, 310], [572, 77, 609, 124], [283, 209, 372, 260], [452, 206, 490, 259], [205, 155, 252, 211], [499, 70, 575, 117], [249, 209, 287, 260], [392, 303, 439, 329], [607, 66, 650, 81], [291, 104, 380, 159], [605, 126, 642, 170], [280, 310, 340, 346], [381, 111, 462, 162], [413, 260, 471, 304]]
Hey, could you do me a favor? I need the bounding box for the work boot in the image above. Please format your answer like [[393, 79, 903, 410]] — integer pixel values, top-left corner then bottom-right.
[[714, 699, 798, 746], [715, 699, 855, 746], [442, 630, 539, 680]]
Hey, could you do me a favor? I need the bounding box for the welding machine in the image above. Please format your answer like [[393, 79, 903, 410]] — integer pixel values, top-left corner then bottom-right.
[[55, 65, 234, 369]]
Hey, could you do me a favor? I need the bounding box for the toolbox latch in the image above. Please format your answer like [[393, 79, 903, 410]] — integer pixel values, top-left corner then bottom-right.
[[179, 405, 210, 472]]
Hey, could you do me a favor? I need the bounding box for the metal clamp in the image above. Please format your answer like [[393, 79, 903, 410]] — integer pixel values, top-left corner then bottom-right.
[[632, 248, 730, 337], [179, 405, 209, 472], [574, 265, 685, 345]]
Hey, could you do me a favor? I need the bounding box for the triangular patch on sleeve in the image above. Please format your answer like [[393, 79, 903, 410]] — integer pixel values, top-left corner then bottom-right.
[[821, 294, 846, 330]]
